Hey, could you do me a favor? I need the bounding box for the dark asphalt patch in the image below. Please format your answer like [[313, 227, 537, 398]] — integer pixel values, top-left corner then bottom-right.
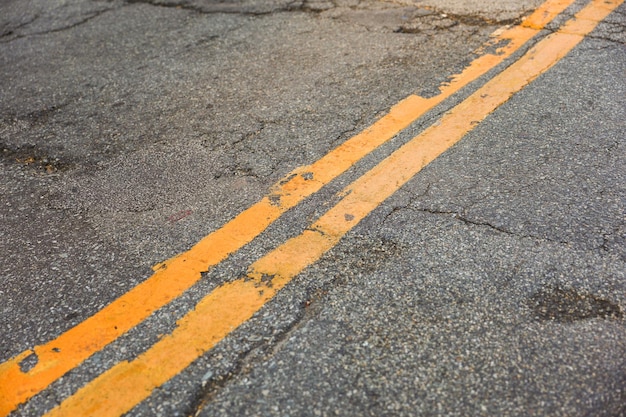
[[530, 285, 623, 323], [0, 142, 73, 173]]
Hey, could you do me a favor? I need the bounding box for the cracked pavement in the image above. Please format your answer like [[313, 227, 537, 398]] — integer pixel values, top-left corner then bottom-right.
[[1, 0, 625, 416]]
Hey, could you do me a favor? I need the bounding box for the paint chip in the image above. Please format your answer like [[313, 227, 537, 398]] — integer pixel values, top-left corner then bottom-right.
[[19, 352, 38, 373], [268, 194, 281, 206], [279, 173, 297, 185], [260, 273, 276, 288]]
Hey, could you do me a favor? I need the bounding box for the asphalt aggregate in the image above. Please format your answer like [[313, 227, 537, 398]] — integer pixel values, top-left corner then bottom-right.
[[1, 0, 624, 416]]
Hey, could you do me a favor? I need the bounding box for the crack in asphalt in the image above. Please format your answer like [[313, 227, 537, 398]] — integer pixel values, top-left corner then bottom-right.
[[543, 14, 626, 45], [0, 7, 119, 43], [418, 207, 542, 240], [123, 0, 515, 34], [328, 110, 371, 149], [587, 33, 626, 44], [387, 201, 624, 258], [383, 203, 578, 248], [184, 292, 316, 417], [0, 14, 39, 38], [438, 10, 522, 26], [187, 234, 406, 416], [171, 228, 406, 417], [125, 0, 303, 16]]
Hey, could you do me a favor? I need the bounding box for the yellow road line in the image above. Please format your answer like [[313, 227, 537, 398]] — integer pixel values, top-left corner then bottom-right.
[[0, 1, 575, 414], [41, 1, 623, 415]]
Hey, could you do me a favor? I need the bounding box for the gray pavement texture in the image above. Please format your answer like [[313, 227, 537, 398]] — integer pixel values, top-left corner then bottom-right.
[[1, 0, 625, 416], [1, 0, 501, 368], [196, 38, 626, 417]]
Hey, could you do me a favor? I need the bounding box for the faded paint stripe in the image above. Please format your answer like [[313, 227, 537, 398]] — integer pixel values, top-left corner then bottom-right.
[[43, 1, 622, 416], [0, 1, 575, 414]]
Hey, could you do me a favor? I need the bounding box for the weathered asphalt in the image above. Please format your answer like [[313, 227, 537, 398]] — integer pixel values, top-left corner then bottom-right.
[[1, 0, 625, 416], [195, 33, 626, 417]]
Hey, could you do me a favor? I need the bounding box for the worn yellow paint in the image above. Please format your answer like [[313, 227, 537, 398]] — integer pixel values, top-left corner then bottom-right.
[[0, 2, 577, 415], [40, 1, 622, 415], [521, 0, 574, 29], [43, 230, 340, 417]]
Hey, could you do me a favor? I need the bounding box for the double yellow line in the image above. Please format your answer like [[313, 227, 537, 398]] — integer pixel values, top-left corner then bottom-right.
[[2, 0, 622, 415]]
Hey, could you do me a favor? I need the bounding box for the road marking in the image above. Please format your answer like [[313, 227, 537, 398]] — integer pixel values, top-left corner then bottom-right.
[[0, 2, 577, 414], [38, 1, 623, 415]]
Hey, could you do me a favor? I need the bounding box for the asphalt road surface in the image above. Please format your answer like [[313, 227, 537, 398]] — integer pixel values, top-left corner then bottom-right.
[[1, 0, 625, 416]]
